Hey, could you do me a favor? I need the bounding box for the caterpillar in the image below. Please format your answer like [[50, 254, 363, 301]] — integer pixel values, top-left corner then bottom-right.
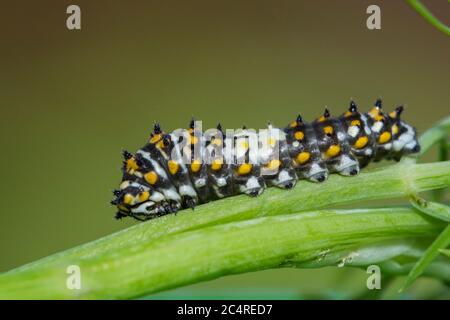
[[111, 99, 420, 221]]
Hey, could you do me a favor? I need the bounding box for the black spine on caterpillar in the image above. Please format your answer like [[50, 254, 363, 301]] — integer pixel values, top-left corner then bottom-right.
[[111, 99, 420, 221]]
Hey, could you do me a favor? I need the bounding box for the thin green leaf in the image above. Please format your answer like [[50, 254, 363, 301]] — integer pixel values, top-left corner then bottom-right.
[[406, 0, 450, 36], [410, 194, 450, 222], [400, 224, 450, 292], [439, 249, 450, 258]]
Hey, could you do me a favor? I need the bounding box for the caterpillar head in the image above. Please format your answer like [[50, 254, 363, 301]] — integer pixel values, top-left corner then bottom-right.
[[111, 182, 158, 219]]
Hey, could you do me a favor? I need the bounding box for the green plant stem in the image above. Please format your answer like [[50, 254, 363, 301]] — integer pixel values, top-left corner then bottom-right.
[[432, 138, 449, 200], [438, 138, 449, 162], [439, 249, 450, 258], [9, 161, 450, 275], [406, 0, 450, 36], [0, 207, 446, 299]]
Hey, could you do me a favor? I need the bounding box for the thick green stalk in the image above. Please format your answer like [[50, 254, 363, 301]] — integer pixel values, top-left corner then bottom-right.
[[9, 161, 450, 275], [0, 207, 446, 299]]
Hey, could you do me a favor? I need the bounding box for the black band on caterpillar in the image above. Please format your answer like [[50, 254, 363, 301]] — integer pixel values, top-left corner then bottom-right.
[[111, 99, 420, 221]]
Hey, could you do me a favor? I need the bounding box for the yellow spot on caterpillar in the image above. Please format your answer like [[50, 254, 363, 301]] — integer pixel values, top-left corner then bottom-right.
[[323, 126, 333, 135], [392, 124, 399, 135], [317, 115, 326, 122], [168, 160, 179, 175], [189, 135, 198, 145], [294, 131, 304, 140], [156, 140, 165, 149], [267, 137, 277, 147], [374, 114, 384, 122], [378, 131, 391, 144], [191, 160, 202, 173], [150, 134, 162, 144], [144, 171, 158, 185], [239, 140, 249, 150], [237, 163, 252, 175], [265, 159, 281, 170], [296, 152, 310, 165], [138, 191, 150, 202], [212, 138, 222, 146], [290, 121, 298, 128], [126, 158, 139, 172], [211, 159, 223, 171], [350, 119, 361, 127], [118, 205, 130, 213], [354, 136, 368, 149], [369, 107, 380, 118], [123, 194, 134, 205], [389, 111, 397, 118], [325, 144, 341, 158], [344, 111, 352, 117]]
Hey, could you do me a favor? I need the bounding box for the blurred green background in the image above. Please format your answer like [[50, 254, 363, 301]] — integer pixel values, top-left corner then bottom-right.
[[1, 0, 449, 298]]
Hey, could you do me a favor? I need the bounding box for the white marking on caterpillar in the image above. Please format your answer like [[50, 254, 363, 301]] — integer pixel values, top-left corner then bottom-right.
[[194, 178, 206, 188], [348, 126, 359, 138], [217, 178, 227, 187], [372, 121, 383, 132], [179, 185, 197, 198]]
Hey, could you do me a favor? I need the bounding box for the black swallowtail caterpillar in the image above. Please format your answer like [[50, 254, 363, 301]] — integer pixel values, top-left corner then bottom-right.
[[111, 99, 420, 221]]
